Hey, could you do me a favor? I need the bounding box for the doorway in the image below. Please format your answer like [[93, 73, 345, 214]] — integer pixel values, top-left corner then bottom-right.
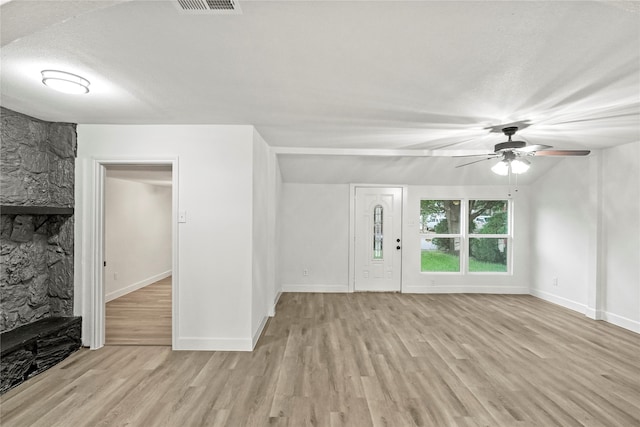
[[103, 165, 173, 346], [353, 187, 403, 291], [90, 159, 178, 350]]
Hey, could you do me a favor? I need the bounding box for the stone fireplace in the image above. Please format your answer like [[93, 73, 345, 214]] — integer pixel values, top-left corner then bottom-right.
[[1, 213, 74, 329], [0, 107, 81, 393]]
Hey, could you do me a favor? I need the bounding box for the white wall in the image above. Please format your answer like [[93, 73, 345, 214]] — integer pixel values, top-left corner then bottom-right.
[[104, 177, 172, 301], [530, 157, 592, 312], [602, 142, 639, 331], [251, 130, 270, 345], [272, 155, 283, 307], [278, 183, 529, 293], [75, 125, 257, 350], [531, 142, 640, 333], [279, 183, 351, 292]]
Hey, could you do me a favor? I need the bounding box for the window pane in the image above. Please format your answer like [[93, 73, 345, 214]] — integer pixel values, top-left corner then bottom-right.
[[469, 238, 507, 272], [419, 200, 461, 234], [469, 200, 508, 234], [421, 237, 460, 272], [373, 205, 383, 259]]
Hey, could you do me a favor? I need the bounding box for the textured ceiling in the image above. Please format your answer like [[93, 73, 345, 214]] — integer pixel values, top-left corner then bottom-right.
[[105, 164, 173, 187], [1, 0, 639, 157]]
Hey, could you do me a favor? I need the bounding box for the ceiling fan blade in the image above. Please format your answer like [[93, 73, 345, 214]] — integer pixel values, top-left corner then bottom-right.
[[455, 156, 498, 168], [516, 144, 553, 153], [452, 152, 494, 158], [533, 150, 591, 156]]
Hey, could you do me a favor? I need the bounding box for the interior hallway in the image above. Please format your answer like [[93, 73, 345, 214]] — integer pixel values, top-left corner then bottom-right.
[[105, 276, 172, 346]]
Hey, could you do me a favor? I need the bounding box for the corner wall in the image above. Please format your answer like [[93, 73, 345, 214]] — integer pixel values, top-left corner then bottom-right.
[[531, 142, 640, 333], [602, 142, 639, 331], [530, 157, 591, 312], [272, 155, 283, 308], [76, 125, 256, 350], [251, 130, 271, 345]]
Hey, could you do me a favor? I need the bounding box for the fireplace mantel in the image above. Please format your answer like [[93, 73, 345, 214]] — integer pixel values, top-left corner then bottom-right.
[[0, 206, 74, 216]]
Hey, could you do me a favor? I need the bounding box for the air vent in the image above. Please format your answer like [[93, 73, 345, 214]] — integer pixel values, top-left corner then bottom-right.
[[174, 0, 241, 14]]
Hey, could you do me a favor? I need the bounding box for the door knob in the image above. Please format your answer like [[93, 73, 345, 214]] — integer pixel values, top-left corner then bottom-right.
[[396, 238, 401, 242], [396, 246, 401, 250]]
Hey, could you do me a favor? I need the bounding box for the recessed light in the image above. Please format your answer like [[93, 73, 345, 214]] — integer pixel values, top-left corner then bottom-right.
[[41, 70, 90, 94]]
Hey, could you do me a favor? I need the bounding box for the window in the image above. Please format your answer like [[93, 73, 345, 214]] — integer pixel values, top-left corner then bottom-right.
[[468, 200, 509, 272], [373, 205, 383, 259], [419, 200, 461, 272], [419, 199, 510, 273]]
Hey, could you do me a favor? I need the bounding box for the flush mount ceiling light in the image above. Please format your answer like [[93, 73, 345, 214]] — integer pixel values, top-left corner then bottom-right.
[[41, 70, 90, 94]]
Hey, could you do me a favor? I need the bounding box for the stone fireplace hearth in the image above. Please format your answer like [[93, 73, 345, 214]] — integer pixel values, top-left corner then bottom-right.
[[0, 107, 81, 393]]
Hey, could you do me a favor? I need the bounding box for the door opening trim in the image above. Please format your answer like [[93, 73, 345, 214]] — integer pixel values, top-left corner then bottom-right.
[[89, 158, 179, 349]]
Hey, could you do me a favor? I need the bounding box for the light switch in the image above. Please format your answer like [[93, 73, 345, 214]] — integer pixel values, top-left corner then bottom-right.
[[178, 211, 187, 223]]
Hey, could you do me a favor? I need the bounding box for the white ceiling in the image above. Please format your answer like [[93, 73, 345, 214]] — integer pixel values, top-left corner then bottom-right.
[[105, 164, 172, 187], [1, 0, 639, 183]]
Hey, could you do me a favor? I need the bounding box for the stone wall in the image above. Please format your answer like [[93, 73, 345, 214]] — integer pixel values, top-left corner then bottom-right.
[[1, 108, 76, 208], [0, 107, 77, 333], [0, 214, 74, 331]]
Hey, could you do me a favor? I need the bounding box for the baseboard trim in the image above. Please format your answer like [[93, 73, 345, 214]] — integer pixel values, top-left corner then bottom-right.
[[252, 315, 269, 349], [269, 291, 282, 317], [602, 312, 640, 333], [531, 290, 639, 334], [529, 289, 587, 314], [403, 285, 529, 294], [282, 284, 349, 293], [175, 336, 252, 351], [105, 270, 172, 302], [584, 307, 604, 320]]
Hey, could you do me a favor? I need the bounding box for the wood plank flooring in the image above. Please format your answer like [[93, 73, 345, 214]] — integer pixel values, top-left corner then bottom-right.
[[2, 293, 639, 426], [105, 276, 171, 346]]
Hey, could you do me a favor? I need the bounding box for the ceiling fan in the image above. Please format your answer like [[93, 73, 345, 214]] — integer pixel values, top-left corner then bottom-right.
[[455, 126, 591, 176]]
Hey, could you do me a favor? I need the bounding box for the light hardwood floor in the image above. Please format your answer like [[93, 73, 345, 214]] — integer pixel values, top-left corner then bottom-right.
[[105, 276, 172, 346], [1, 293, 639, 426]]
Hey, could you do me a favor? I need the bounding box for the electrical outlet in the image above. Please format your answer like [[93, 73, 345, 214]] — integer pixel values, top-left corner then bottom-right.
[[552, 277, 558, 286], [303, 269, 309, 276]]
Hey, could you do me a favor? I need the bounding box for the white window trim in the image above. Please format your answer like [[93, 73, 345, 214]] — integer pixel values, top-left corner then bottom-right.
[[419, 198, 512, 275]]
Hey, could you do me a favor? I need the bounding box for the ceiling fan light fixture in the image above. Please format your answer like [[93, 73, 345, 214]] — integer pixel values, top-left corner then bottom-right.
[[491, 160, 510, 176], [511, 158, 531, 174], [456, 125, 588, 175], [41, 70, 90, 94]]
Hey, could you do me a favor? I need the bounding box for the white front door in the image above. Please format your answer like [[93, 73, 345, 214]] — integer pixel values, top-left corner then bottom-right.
[[354, 187, 402, 291]]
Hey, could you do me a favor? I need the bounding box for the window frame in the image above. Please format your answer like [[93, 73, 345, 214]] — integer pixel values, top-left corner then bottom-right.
[[467, 199, 511, 275], [419, 198, 512, 275], [419, 199, 463, 273]]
